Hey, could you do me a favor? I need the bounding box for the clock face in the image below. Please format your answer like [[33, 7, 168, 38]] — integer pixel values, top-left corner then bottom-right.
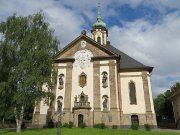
[[74, 49, 93, 69]]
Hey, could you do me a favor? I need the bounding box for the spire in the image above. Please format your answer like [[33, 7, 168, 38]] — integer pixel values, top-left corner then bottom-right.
[[91, 2, 108, 45], [92, 2, 107, 29], [97, 2, 102, 20]]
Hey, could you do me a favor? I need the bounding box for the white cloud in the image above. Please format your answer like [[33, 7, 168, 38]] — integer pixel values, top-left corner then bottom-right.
[[109, 12, 180, 96], [44, 6, 84, 46], [0, 0, 85, 46]]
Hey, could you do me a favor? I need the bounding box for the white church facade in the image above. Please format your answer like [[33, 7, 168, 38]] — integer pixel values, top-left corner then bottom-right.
[[32, 13, 157, 128]]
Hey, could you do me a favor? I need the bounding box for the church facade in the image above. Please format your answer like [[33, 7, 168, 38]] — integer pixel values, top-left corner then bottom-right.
[[32, 14, 157, 128]]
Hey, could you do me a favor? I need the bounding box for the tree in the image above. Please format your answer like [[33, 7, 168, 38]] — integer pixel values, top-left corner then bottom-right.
[[170, 82, 180, 94], [154, 82, 180, 123], [0, 12, 59, 132], [0, 41, 16, 128]]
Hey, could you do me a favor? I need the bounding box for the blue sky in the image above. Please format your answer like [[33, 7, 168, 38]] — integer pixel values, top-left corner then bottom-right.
[[0, 0, 180, 97]]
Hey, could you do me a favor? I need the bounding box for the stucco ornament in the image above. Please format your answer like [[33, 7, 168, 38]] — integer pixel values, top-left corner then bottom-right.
[[74, 49, 93, 69], [81, 40, 86, 48]]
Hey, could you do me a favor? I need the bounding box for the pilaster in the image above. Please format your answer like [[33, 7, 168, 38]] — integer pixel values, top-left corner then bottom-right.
[[142, 71, 156, 126], [109, 60, 118, 109]]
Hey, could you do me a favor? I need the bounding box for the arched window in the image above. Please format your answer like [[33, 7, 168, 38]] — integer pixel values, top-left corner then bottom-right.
[[57, 96, 63, 100], [102, 71, 108, 88], [131, 115, 139, 125], [129, 81, 137, 104], [102, 95, 108, 110], [59, 74, 64, 89], [97, 37, 101, 44]]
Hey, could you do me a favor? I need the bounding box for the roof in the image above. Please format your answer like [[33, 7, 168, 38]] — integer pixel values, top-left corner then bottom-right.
[[55, 33, 153, 73], [104, 44, 153, 72], [54, 34, 118, 59], [92, 8, 107, 30], [92, 15, 107, 29]]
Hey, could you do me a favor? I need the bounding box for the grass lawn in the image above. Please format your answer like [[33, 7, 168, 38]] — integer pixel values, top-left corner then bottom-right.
[[0, 128, 179, 135]]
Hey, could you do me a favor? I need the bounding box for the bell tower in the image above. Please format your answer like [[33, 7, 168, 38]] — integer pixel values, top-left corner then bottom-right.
[[91, 3, 108, 45]]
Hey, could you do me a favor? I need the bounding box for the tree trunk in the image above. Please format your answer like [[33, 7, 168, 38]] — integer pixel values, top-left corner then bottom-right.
[[14, 106, 24, 132], [2, 118, 4, 129]]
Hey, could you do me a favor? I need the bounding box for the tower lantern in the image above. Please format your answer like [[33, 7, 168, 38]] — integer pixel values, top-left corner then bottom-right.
[[91, 4, 108, 45]]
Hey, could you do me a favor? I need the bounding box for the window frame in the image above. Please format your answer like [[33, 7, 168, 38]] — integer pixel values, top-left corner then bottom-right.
[[129, 80, 137, 105]]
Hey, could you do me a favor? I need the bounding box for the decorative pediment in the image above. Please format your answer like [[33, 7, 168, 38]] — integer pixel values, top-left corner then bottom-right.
[[54, 34, 117, 60], [73, 91, 91, 110]]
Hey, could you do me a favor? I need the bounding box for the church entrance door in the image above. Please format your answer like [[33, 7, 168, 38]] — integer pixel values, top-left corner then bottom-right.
[[78, 114, 84, 127]]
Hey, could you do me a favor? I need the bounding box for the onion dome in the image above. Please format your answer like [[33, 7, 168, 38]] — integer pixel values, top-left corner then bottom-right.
[[92, 14, 107, 29]]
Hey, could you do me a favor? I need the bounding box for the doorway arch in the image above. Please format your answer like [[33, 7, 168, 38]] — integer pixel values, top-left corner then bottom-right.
[[78, 114, 84, 127], [131, 115, 139, 125]]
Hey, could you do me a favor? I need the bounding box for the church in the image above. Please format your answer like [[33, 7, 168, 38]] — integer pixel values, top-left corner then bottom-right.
[[32, 12, 157, 128]]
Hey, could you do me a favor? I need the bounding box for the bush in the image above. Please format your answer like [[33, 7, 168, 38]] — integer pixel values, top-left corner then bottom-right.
[[21, 121, 26, 129], [62, 121, 73, 128], [62, 123, 69, 128], [47, 119, 55, 128], [131, 123, 139, 130], [79, 123, 86, 129], [68, 121, 73, 128], [93, 123, 106, 129], [112, 125, 118, 129], [144, 124, 151, 131]]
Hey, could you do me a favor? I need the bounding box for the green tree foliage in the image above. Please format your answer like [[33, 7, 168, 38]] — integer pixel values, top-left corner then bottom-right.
[[0, 12, 59, 132], [0, 38, 17, 127], [154, 82, 180, 123]]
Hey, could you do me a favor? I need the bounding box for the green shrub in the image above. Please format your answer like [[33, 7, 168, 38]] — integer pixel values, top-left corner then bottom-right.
[[47, 119, 55, 128], [79, 123, 86, 129], [131, 123, 139, 130], [68, 121, 73, 128], [62, 123, 69, 128], [62, 121, 73, 128], [21, 121, 26, 129], [144, 124, 151, 131], [112, 125, 118, 129], [93, 123, 106, 129]]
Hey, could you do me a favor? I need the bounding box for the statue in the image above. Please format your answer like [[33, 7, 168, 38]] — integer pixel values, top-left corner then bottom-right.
[[57, 100, 62, 113], [75, 96, 77, 102], [102, 72, 108, 88], [103, 98, 108, 109], [102, 74, 107, 84], [59, 75, 63, 85], [59, 74, 64, 89]]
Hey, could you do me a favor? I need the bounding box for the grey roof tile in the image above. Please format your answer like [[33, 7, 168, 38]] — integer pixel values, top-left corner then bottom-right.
[[104, 44, 152, 70]]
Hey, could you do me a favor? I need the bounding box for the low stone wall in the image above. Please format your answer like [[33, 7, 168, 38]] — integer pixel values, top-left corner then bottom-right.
[[0, 120, 32, 129]]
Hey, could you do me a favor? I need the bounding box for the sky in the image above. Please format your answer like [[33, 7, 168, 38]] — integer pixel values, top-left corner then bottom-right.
[[0, 0, 180, 97]]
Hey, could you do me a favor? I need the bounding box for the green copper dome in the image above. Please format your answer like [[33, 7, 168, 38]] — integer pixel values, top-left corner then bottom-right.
[[92, 14, 107, 29]]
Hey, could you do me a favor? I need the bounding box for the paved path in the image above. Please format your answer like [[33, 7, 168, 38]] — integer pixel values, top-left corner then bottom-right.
[[153, 128, 180, 133]]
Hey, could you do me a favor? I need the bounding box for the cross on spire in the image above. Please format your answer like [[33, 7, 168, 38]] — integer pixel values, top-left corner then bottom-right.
[[98, 2, 101, 17], [97, 2, 102, 20]]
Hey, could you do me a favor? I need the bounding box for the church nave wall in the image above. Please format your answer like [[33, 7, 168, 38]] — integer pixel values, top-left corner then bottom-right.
[[119, 72, 146, 114]]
